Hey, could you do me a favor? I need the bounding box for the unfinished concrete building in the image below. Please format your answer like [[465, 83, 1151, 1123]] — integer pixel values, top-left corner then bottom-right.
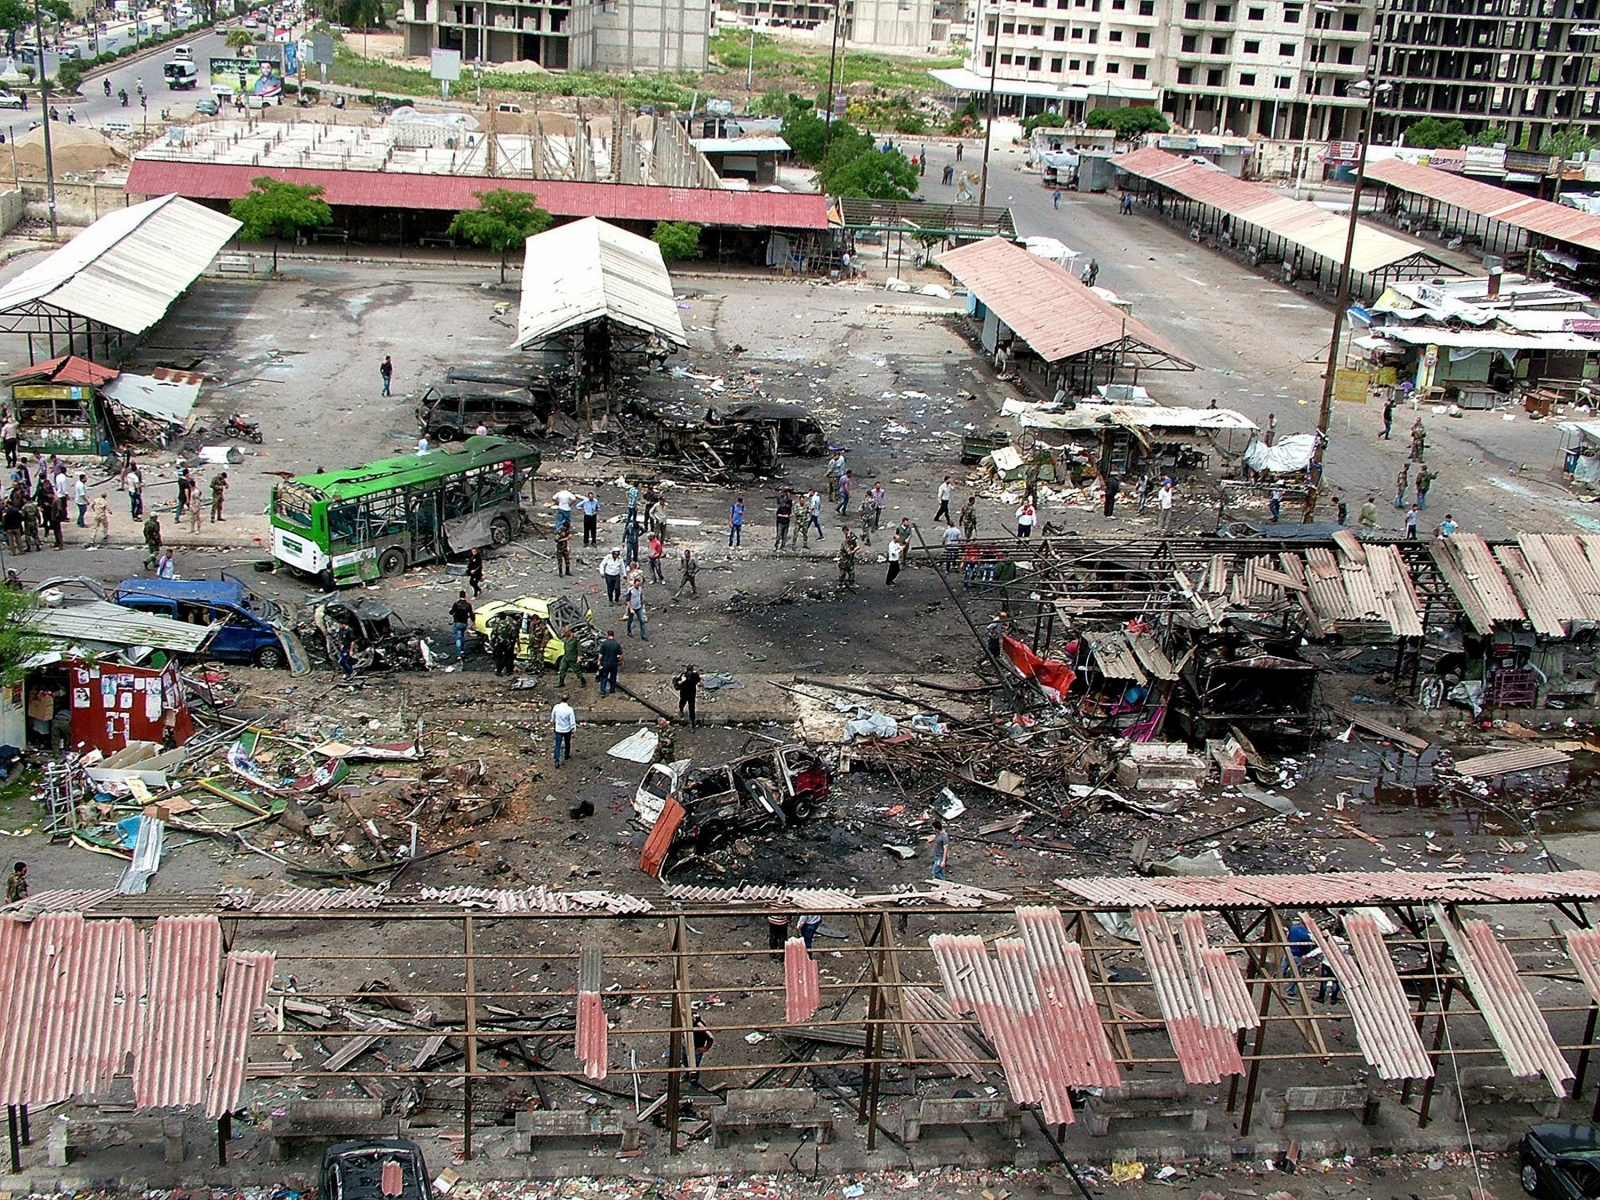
[[400, 0, 712, 70]]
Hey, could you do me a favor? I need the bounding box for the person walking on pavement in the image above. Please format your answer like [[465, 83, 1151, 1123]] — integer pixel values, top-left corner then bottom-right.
[[90, 493, 110, 542], [647, 531, 666, 584], [1359, 495, 1378, 536], [836, 470, 852, 516], [885, 534, 904, 586], [960, 495, 978, 542], [1102, 473, 1119, 518], [176, 467, 194, 521], [466, 547, 484, 597], [623, 515, 641, 567], [805, 489, 825, 543], [955, 140, 964, 162], [674, 663, 702, 728], [489, 612, 518, 677], [449, 590, 473, 658], [1334, 495, 1348, 526], [934, 475, 953, 525], [931, 819, 950, 880], [837, 529, 859, 589], [774, 488, 793, 550], [550, 694, 577, 767], [728, 496, 743, 547], [1015, 500, 1037, 539], [142, 513, 162, 569], [1053, 187, 1062, 209], [674, 547, 699, 600], [556, 624, 586, 688], [555, 525, 573, 576], [1, 415, 15, 468], [601, 548, 624, 604], [124, 463, 143, 519], [1394, 462, 1411, 509], [1404, 504, 1419, 539], [74, 473, 88, 526], [625, 578, 648, 640], [551, 483, 576, 533], [597, 630, 622, 697], [1121, 190, 1134, 214], [867, 481, 886, 531], [1411, 419, 1427, 462], [581, 491, 600, 547], [380, 355, 393, 396], [209, 471, 228, 522], [1416, 467, 1436, 510], [1158, 478, 1175, 531], [1382, 394, 1395, 440]]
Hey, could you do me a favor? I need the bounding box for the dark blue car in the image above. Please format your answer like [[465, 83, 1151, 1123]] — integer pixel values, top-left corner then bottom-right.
[[114, 573, 305, 669]]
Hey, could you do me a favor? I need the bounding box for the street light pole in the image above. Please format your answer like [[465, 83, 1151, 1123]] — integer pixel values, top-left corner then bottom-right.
[[978, 1, 1002, 208], [1307, 74, 1389, 520], [822, 0, 842, 153], [30, 0, 55, 238]]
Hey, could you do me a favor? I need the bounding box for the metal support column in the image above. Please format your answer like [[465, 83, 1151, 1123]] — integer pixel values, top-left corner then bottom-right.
[[1417, 978, 1455, 1128], [463, 915, 477, 1160]]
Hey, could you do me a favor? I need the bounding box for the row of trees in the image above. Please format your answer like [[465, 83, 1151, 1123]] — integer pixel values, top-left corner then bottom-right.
[[780, 101, 919, 200], [229, 179, 701, 276]]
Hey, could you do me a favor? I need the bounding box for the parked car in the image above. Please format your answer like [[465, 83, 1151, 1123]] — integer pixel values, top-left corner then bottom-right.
[[195, 96, 219, 115], [1521, 1125, 1600, 1200], [634, 743, 831, 856], [0, 92, 25, 110], [417, 383, 553, 442], [322, 1140, 430, 1200], [472, 594, 596, 668], [114, 573, 305, 670]]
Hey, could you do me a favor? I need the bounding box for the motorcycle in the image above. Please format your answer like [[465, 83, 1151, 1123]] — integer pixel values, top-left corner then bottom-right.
[[226, 413, 263, 443]]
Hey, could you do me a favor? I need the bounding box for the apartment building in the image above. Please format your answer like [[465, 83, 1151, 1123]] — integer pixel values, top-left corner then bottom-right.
[[933, 0, 1370, 140], [727, 0, 970, 50], [400, 0, 712, 71], [1372, 0, 1600, 149]]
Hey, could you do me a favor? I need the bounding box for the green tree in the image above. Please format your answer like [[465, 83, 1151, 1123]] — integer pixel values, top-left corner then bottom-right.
[[1541, 127, 1595, 158], [1471, 124, 1510, 147], [230, 177, 332, 272], [1023, 110, 1066, 135], [225, 27, 256, 49], [652, 220, 701, 262], [0, 0, 30, 44], [1084, 105, 1170, 139], [53, 58, 81, 93], [337, 0, 385, 31], [0, 589, 49, 690], [781, 106, 829, 165], [1402, 116, 1469, 149], [820, 138, 918, 199], [447, 188, 553, 282]]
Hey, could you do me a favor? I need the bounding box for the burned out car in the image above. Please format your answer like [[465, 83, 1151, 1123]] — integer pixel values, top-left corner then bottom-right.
[[638, 400, 828, 473], [305, 596, 432, 671], [417, 382, 555, 442], [634, 744, 831, 859]]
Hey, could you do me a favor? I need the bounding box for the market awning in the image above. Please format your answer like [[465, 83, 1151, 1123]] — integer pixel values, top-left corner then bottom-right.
[[510, 216, 688, 351], [29, 600, 216, 653], [101, 368, 205, 426], [5, 355, 120, 387], [1114, 147, 1464, 279], [0, 194, 241, 337], [937, 236, 1194, 371], [835, 196, 1017, 240]]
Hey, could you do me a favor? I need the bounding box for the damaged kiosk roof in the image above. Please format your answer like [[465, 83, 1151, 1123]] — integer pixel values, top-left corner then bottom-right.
[[510, 216, 688, 351]]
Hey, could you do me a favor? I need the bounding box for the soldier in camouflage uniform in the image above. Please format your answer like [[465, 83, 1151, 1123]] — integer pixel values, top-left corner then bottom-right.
[[838, 529, 859, 589]]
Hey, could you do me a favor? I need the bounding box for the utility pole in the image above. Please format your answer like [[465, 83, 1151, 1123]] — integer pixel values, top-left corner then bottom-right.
[[31, 0, 55, 238], [978, 1, 1002, 208], [822, 0, 843, 153]]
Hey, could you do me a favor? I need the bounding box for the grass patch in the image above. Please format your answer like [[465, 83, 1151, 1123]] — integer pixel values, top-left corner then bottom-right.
[[710, 29, 959, 95], [0, 767, 39, 835]]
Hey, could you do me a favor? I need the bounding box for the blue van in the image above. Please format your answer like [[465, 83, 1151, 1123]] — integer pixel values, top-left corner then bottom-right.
[[114, 573, 307, 670]]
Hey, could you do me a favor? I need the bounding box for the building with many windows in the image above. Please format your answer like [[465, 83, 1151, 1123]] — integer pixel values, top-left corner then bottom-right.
[[400, 0, 712, 71], [727, 0, 971, 51]]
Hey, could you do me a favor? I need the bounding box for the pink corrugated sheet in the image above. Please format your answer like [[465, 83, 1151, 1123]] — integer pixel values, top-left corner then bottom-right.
[[206, 950, 276, 1117], [1131, 909, 1250, 1084], [1305, 914, 1431, 1081], [134, 916, 222, 1109], [576, 992, 607, 1081], [784, 938, 820, 1023]]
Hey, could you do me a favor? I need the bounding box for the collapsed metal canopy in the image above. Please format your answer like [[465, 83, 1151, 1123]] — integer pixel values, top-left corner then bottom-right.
[[835, 196, 1017, 240], [0, 194, 241, 337], [509, 216, 688, 352]]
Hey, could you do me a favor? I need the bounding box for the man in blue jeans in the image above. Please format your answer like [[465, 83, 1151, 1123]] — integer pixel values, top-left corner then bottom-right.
[[597, 630, 622, 697], [551, 694, 576, 766], [449, 591, 473, 658], [1283, 918, 1314, 996], [931, 819, 949, 880]]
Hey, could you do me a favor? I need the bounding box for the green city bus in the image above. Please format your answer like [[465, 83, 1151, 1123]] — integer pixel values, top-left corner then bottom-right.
[[270, 436, 540, 585]]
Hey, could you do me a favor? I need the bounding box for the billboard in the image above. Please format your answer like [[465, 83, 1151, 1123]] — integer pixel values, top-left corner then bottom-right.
[[207, 55, 283, 99]]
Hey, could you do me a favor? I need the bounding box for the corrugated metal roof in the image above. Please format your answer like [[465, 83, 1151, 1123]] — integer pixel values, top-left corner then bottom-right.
[[1116, 148, 1452, 275], [577, 943, 606, 1081], [1433, 911, 1572, 1097], [1431, 533, 1527, 634], [1, 887, 119, 915], [902, 986, 985, 1080], [1057, 870, 1600, 908], [1366, 157, 1600, 256], [1304, 914, 1432, 1081], [0, 195, 240, 336], [1015, 906, 1121, 1088], [134, 915, 222, 1109], [1086, 631, 1147, 683], [206, 950, 274, 1117], [31, 600, 216, 654], [785, 938, 821, 1023], [937, 237, 1192, 366], [5, 354, 120, 387], [1454, 746, 1573, 778], [249, 886, 390, 911], [1130, 909, 1249, 1084], [125, 160, 831, 230], [512, 217, 687, 352], [1564, 928, 1600, 1013]]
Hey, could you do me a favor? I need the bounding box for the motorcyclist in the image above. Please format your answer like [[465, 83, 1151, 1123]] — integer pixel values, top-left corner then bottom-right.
[[118, 87, 127, 106], [102, 78, 110, 96]]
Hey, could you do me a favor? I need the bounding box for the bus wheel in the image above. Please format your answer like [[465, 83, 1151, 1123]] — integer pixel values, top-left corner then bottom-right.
[[378, 547, 408, 577], [490, 515, 513, 545]]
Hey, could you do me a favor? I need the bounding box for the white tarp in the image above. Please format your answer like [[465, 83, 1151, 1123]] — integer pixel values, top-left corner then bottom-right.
[[101, 371, 201, 425], [1243, 431, 1317, 474]]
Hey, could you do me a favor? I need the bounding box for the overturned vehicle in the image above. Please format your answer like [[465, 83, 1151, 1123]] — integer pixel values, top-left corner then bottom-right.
[[634, 743, 831, 872]]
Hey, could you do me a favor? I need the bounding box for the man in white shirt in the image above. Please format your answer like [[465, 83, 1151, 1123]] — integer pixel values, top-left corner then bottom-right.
[[73, 473, 88, 526], [551, 695, 577, 767], [552, 485, 577, 533], [941, 523, 963, 572], [934, 476, 953, 524], [885, 535, 904, 586], [1157, 480, 1174, 533], [416, 436, 430, 455], [600, 548, 625, 605]]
